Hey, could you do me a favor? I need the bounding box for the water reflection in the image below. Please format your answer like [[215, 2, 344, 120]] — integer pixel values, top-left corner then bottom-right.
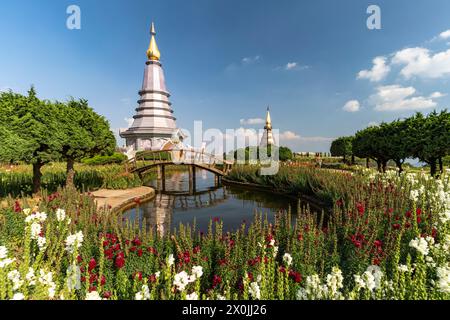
[[123, 169, 302, 234]]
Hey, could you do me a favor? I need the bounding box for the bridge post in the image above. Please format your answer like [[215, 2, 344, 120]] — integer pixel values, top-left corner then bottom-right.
[[189, 165, 196, 195]]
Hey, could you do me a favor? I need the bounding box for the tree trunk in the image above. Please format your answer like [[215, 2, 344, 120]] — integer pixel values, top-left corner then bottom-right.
[[377, 160, 382, 172], [351, 155, 355, 165], [66, 158, 76, 188], [343, 155, 346, 164], [366, 158, 370, 169], [438, 157, 443, 175], [382, 160, 388, 173], [395, 160, 403, 174], [32, 162, 43, 195], [430, 159, 437, 177]]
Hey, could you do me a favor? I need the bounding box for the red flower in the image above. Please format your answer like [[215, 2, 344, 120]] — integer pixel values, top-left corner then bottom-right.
[[137, 248, 143, 257], [288, 270, 302, 283], [130, 246, 137, 252], [103, 291, 112, 299], [100, 275, 106, 286], [115, 253, 125, 269], [336, 199, 343, 207], [279, 266, 286, 273], [373, 258, 381, 265], [218, 259, 227, 266], [77, 255, 83, 263], [13, 201, 22, 213], [416, 208, 422, 216], [213, 217, 221, 223], [89, 273, 97, 284], [392, 223, 401, 230], [133, 272, 143, 281], [89, 286, 97, 292], [406, 210, 412, 218], [81, 276, 86, 283], [356, 202, 365, 215], [247, 272, 254, 281], [193, 246, 201, 254], [88, 258, 97, 272], [374, 240, 382, 248], [132, 238, 142, 246], [212, 275, 222, 288], [148, 274, 157, 283], [417, 216, 422, 224], [147, 247, 157, 255], [102, 240, 109, 247]]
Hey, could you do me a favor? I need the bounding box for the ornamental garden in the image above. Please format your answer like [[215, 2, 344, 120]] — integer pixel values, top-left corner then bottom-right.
[[1, 89, 450, 300]]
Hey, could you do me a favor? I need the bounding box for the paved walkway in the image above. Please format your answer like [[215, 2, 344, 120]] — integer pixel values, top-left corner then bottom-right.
[[92, 186, 155, 212]]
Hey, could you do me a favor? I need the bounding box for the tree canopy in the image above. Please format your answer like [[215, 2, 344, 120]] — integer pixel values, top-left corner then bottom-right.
[[0, 88, 116, 193]]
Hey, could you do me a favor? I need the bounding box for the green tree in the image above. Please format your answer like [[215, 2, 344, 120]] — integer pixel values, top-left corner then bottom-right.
[[409, 110, 450, 176], [353, 125, 390, 172], [0, 87, 64, 193], [59, 99, 116, 186], [330, 136, 354, 164], [378, 120, 412, 173]]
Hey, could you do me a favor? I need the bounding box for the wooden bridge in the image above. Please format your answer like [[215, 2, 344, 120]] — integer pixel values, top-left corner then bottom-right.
[[125, 149, 234, 193]]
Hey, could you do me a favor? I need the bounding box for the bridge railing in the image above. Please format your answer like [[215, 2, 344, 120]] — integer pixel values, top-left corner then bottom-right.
[[125, 149, 233, 174]]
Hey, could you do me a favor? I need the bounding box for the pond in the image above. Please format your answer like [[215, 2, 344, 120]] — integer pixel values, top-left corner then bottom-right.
[[123, 169, 322, 234]]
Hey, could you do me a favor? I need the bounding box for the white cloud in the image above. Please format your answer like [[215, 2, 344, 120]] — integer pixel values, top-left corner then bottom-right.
[[392, 47, 450, 79], [242, 56, 261, 65], [357, 56, 390, 82], [342, 100, 360, 112], [439, 29, 450, 40], [240, 118, 265, 125], [369, 85, 438, 112], [429, 91, 446, 99], [283, 62, 309, 71], [286, 62, 298, 70], [279, 131, 301, 140]]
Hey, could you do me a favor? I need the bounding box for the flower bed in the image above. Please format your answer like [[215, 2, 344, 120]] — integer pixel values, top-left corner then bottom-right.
[[0, 169, 449, 300]]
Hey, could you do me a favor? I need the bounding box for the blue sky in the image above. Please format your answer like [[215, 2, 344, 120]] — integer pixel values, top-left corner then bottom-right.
[[1, 0, 450, 152]]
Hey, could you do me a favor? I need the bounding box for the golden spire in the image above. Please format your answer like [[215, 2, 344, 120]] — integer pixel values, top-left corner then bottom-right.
[[265, 106, 272, 129], [147, 22, 161, 61]]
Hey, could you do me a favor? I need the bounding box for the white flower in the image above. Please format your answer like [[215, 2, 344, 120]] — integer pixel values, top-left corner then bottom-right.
[[65, 231, 84, 253], [354, 275, 366, 290], [30, 222, 41, 240], [0, 246, 7, 259], [22, 208, 31, 216], [283, 253, 293, 267], [135, 285, 150, 300], [155, 271, 160, 278], [26, 267, 36, 286], [37, 236, 47, 251], [85, 291, 103, 300], [192, 266, 203, 279], [273, 246, 279, 258], [56, 208, 66, 222], [216, 294, 226, 300], [0, 258, 15, 268], [66, 264, 81, 291], [167, 254, 175, 266], [409, 237, 430, 256], [8, 270, 23, 291], [436, 266, 450, 294], [186, 292, 199, 300], [397, 264, 409, 272], [269, 239, 275, 247], [326, 267, 344, 297], [249, 282, 261, 300], [174, 271, 190, 292], [11, 293, 25, 300]]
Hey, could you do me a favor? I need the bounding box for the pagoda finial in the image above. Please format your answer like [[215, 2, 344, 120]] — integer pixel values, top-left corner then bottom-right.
[[147, 22, 161, 61], [265, 106, 272, 128]]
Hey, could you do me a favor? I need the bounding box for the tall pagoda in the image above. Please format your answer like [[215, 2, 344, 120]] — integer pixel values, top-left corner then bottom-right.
[[120, 22, 183, 151], [259, 107, 275, 147]]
